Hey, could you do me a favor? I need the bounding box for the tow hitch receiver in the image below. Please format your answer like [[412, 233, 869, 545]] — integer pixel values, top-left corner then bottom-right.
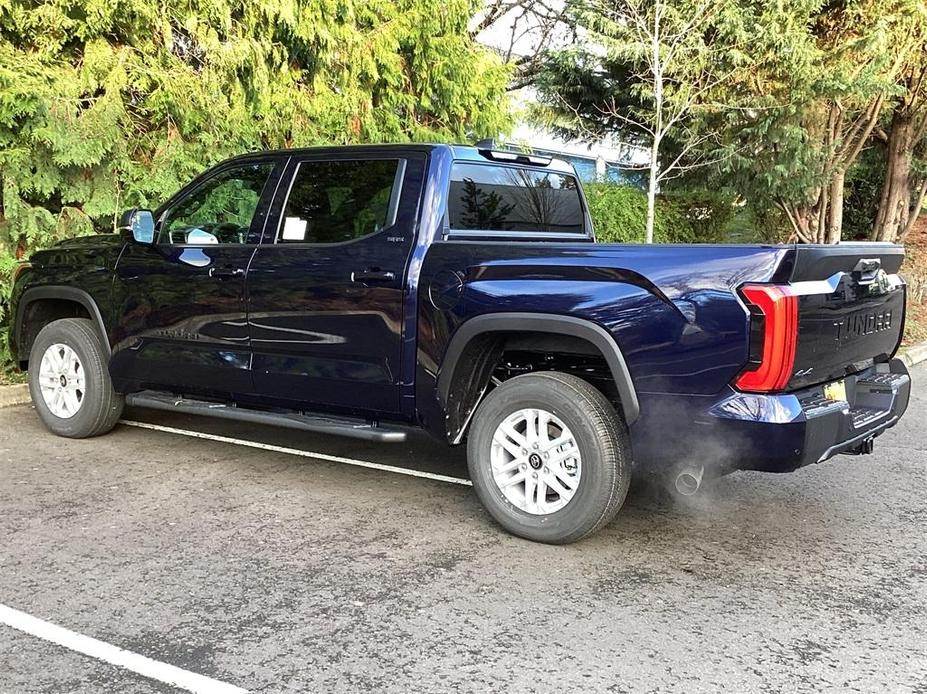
[[847, 436, 876, 455]]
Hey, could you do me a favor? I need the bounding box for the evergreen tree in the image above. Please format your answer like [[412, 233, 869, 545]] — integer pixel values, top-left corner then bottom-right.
[[0, 0, 513, 348]]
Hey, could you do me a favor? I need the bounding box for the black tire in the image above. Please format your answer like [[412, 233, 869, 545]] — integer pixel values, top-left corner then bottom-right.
[[467, 371, 632, 544], [28, 318, 124, 438]]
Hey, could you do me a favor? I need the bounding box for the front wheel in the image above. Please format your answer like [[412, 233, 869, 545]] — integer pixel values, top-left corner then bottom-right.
[[28, 318, 124, 438], [467, 371, 631, 544]]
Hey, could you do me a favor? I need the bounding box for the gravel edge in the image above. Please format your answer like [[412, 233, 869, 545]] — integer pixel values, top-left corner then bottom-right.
[[900, 340, 927, 369], [0, 383, 30, 409]]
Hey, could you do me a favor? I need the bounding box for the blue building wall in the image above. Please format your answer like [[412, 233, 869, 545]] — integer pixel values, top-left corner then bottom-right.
[[523, 146, 639, 186]]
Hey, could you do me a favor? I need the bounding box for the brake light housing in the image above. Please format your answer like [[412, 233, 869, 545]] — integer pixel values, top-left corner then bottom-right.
[[735, 284, 799, 392]]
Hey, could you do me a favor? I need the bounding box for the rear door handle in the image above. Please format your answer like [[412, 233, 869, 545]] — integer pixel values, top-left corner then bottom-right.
[[351, 269, 396, 283], [208, 266, 245, 279]]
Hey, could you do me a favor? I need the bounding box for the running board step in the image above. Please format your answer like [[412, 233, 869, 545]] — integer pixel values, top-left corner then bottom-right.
[[124, 391, 407, 443]]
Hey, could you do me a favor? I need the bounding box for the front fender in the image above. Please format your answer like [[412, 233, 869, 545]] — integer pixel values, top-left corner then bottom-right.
[[13, 286, 111, 361]]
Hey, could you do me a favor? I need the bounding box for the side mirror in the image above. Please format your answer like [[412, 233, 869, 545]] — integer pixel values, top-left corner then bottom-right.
[[118, 208, 155, 244]]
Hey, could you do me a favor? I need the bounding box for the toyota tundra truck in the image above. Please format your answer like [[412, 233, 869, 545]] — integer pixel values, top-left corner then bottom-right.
[[8, 144, 912, 543]]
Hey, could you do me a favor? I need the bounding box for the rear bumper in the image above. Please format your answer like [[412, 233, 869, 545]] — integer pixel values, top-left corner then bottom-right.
[[631, 359, 911, 474]]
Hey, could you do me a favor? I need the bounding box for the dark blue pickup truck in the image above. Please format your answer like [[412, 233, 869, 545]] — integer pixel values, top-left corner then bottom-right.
[[9, 144, 911, 543]]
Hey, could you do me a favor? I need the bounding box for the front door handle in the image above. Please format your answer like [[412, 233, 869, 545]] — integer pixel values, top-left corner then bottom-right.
[[208, 266, 245, 279], [351, 269, 396, 283]]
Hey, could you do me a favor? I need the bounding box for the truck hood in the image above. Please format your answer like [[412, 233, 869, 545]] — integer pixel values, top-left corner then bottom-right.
[[48, 233, 126, 251], [29, 233, 127, 270]]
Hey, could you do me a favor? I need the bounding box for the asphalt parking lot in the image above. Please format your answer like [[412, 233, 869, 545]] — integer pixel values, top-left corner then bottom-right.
[[1, 364, 926, 693]]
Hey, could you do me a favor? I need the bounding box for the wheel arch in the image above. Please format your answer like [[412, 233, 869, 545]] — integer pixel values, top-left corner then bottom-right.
[[436, 313, 640, 443], [14, 287, 110, 367]]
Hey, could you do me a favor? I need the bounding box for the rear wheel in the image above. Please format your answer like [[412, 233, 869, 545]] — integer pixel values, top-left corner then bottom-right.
[[28, 318, 123, 438], [467, 371, 631, 544]]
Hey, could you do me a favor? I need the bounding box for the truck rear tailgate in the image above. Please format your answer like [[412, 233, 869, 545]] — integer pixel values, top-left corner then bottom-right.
[[788, 244, 905, 390], [737, 242, 906, 392]]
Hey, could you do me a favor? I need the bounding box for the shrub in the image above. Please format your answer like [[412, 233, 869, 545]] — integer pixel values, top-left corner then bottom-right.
[[584, 183, 651, 243], [662, 189, 738, 244], [584, 182, 737, 244]]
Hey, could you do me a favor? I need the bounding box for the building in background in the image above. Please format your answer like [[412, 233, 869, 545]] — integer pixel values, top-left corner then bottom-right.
[[474, 2, 647, 185], [501, 120, 647, 184]]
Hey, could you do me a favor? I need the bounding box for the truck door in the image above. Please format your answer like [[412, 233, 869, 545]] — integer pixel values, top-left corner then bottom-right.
[[247, 152, 425, 415], [110, 158, 282, 396]]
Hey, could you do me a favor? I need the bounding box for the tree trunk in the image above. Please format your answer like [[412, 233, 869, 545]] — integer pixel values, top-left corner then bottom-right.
[[813, 185, 828, 243], [826, 169, 845, 243], [872, 111, 914, 242], [645, 139, 658, 244], [785, 203, 815, 243], [645, 3, 662, 245], [899, 177, 927, 242]]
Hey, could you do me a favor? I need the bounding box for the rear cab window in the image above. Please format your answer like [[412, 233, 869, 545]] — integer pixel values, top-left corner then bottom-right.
[[447, 162, 589, 238]]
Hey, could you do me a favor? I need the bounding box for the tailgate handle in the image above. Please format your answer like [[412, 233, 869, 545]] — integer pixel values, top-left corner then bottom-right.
[[852, 258, 881, 285]]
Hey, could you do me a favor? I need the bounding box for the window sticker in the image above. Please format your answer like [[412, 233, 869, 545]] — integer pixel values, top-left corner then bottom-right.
[[281, 216, 308, 241]]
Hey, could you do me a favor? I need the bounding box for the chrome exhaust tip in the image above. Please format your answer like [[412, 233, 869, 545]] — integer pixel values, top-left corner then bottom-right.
[[674, 465, 704, 497]]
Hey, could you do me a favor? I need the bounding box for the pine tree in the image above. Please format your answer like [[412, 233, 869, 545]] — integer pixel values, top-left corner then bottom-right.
[[0, 0, 512, 363]]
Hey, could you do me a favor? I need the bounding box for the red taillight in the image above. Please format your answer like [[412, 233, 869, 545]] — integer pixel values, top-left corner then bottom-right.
[[735, 284, 798, 392]]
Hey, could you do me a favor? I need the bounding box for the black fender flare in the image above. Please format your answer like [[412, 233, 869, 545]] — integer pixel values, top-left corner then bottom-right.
[[14, 286, 111, 358], [437, 312, 640, 429]]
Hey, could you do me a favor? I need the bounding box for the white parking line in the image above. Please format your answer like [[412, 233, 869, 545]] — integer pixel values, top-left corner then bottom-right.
[[0, 603, 247, 694], [118, 420, 473, 487]]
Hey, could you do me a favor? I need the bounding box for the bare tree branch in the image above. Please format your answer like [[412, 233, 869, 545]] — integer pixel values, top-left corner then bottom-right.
[[778, 199, 813, 244]]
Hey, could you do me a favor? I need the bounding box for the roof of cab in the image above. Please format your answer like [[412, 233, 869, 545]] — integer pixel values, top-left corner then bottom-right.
[[226, 143, 578, 177]]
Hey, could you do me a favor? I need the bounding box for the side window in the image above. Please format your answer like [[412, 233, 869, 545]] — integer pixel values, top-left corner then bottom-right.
[[448, 163, 585, 234], [159, 163, 274, 245], [278, 159, 401, 244]]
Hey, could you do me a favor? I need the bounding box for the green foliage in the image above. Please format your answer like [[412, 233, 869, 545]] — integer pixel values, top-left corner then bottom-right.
[[531, 47, 648, 147], [0, 0, 512, 370], [534, 0, 927, 243], [585, 184, 657, 243], [533, 0, 833, 243], [586, 182, 736, 244], [662, 189, 738, 244], [844, 144, 887, 240], [716, 0, 926, 241]]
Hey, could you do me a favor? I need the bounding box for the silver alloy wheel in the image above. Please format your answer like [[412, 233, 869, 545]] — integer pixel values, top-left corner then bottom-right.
[[38, 343, 85, 419], [490, 407, 582, 515]]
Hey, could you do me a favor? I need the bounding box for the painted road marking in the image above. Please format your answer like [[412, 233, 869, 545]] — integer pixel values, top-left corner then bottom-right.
[[0, 603, 247, 694], [118, 420, 473, 487]]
